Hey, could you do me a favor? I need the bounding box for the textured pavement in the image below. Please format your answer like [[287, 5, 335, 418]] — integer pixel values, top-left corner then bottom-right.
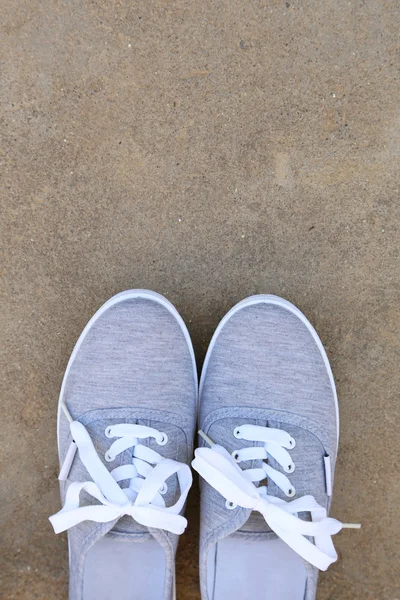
[[1, 1, 399, 598]]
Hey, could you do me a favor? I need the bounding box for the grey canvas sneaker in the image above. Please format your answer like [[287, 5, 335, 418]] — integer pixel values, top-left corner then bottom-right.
[[192, 295, 359, 600], [49, 290, 197, 600]]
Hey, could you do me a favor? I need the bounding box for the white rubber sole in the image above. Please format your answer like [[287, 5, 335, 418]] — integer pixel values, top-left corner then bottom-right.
[[199, 294, 339, 448]]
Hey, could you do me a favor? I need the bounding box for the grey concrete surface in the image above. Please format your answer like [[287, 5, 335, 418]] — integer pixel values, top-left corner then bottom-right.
[[1, 0, 399, 598]]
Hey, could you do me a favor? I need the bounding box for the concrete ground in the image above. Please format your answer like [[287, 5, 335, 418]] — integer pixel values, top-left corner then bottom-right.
[[1, 0, 399, 598]]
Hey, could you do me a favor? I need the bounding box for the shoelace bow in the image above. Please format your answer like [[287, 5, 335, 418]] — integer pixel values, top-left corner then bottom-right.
[[50, 419, 192, 536], [192, 427, 360, 571]]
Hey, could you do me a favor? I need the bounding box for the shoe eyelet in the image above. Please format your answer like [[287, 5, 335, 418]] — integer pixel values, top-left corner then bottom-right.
[[157, 433, 168, 446], [233, 428, 242, 439], [286, 487, 296, 498], [285, 463, 295, 473], [104, 451, 114, 462], [225, 500, 237, 510], [160, 483, 168, 495], [288, 437, 296, 449], [105, 426, 113, 438], [231, 450, 240, 462]]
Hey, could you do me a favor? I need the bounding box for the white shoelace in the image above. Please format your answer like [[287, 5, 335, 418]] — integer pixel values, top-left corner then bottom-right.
[[192, 426, 360, 571], [50, 415, 192, 536], [231, 424, 298, 497]]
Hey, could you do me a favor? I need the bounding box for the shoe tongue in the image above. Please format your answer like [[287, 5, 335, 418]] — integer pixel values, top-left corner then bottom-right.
[[111, 513, 149, 535], [236, 511, 274, 536]]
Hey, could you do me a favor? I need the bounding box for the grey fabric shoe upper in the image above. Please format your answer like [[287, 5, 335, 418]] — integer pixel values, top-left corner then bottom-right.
[[53, 290, 198, 600], [196, 295, 340, 600]]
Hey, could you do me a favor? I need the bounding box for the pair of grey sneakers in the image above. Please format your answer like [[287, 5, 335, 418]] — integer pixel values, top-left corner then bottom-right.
[[50, 290, 353, 600]]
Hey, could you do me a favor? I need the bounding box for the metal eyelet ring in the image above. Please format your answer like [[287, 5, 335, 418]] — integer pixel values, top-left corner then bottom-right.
[[157, 433, 168, 446], [286, 487, 296, 498], [225, 500, 237, 510], [160, 483, 168, 495], [105, 426, 113, 438], [233, 427, 242, 439], [104, 451, 114, 462], [231, 450, 240, 462]]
